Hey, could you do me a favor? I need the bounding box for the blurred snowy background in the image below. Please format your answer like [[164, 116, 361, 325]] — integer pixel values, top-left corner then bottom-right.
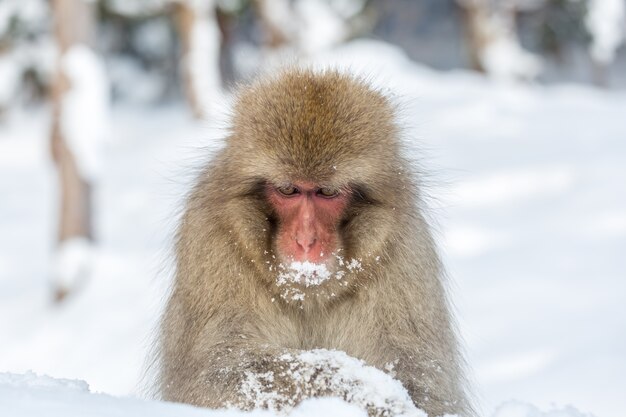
[[0, 0, 625, 416]]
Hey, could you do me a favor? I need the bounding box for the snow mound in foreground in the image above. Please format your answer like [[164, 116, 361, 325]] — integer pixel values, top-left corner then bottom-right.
[[240, 349, 422, 416], [492, 400, 596, 417], [0, 371, 591, 417], [0, 371, 89, 392], [0, 371, 365, 417]]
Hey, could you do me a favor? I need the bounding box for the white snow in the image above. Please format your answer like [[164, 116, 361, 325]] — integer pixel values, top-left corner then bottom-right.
[[274, 258, 362, 302], [0, 371, 89, 392], [287, 398, 366, 417], [0, 0, 52, 107], [292, 350, 421, 417], [0, 371, 592, 417], [491, 400, 595, 417], [0, 52, 22, 106], [106, 0, 169, 17], [295, 0, 348, 55], [252, 0, 353, 59], [328, 0, 367, 20], [60, 44, 110, 181], [0, 0, 48, 37], [454, 1, 542, 81], [277, 261, 333, 287], [585, 0, 626, 64], [479, 15, 542, 82], [239, 349, 422, 417], [480, 33, 542, 82], [446, 167, 575, 208], [52, 236, 95, 293], [1, 40, 625, 417], [0, 371, 367, 417]]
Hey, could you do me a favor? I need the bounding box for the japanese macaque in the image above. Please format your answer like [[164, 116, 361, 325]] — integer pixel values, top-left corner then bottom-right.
[[157, 69, 473, 416]]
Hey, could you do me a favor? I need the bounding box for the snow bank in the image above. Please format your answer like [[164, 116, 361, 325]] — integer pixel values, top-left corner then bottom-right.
[[491, 400, 595, 417], [0, 372, 593, 417], [0, 371, 366, 417], [0, 371, 89, 392]]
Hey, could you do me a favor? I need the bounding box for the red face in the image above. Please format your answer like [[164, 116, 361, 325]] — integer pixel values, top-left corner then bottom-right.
[[266, 182, 349, 264]]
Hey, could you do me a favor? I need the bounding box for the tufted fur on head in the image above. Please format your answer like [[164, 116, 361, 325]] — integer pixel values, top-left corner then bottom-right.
[[228, 69, 401, 189]]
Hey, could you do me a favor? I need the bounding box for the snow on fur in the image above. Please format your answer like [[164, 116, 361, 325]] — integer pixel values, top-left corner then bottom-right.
[[238, 349, 424, 417]]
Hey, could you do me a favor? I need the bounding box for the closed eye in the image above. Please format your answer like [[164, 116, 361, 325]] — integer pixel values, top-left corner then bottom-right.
[[277, 184, 299, 196], [317, 187, 340, 198]]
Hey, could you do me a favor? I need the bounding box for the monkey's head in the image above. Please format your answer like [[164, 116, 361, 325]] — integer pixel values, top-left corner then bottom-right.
[[216, 69, 415, 304]]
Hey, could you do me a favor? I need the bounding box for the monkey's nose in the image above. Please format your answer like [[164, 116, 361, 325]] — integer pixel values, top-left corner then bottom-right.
[[295, 234, 316, 253]]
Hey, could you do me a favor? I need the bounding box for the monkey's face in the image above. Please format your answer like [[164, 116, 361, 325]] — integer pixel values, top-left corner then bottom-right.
[[266, 181, 349, 266], [262, 179, 368, 305]]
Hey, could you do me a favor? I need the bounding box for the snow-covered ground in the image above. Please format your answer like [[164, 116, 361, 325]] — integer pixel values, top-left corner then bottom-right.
[[1, 40, 624, 417], [0, 372, 368, 417]]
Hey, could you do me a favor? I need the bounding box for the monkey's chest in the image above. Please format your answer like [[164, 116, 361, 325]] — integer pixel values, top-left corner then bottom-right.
[[292, 309, 379, 363]]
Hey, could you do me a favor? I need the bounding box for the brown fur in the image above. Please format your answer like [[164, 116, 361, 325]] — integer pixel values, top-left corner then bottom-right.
[[157, 69, 473, 416]]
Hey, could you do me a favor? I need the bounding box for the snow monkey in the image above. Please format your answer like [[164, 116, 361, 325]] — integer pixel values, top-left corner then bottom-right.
[[157, 69, 473, 417]]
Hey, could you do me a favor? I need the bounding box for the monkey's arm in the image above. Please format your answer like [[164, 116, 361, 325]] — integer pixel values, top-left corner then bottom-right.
[[161, 338, 298, 409], [366, 291, 472, 417], [161, 326, 417, 416]]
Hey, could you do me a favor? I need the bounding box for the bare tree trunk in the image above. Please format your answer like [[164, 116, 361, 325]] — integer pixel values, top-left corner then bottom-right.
[[252, 0, 295, 48], [457, 0, 491, 72], [591, 60, 609, 88], [50, 0, 96, 302], [174, 0, 222, 119], [175, 2, 203, 119]]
